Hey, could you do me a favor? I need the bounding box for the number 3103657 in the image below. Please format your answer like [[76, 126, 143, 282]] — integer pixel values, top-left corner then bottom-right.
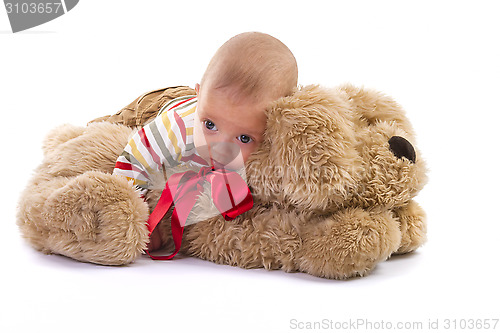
[[5, 2, 63, 14]]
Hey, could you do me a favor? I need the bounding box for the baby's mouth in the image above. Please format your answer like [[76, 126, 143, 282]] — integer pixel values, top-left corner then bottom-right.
[[210, 157, 245, 171], [210, 152, 236, 168]]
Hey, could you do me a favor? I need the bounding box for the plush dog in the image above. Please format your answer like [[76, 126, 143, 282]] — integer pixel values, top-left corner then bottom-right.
[[17, 84, 427, 279]]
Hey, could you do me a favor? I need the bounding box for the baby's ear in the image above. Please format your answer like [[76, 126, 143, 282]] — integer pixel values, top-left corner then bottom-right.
[[246, 85, 362, 211]]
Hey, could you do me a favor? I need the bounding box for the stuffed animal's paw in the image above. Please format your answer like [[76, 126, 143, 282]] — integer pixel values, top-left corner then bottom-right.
[[393, 200, 427, 254], [297, 207, 402, 279], [41, 171, 150, 265]]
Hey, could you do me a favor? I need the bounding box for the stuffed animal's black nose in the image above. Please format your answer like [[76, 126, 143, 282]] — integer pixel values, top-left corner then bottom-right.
[[388, 136, 416, 163]]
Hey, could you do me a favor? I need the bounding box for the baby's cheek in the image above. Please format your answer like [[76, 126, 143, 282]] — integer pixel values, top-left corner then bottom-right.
[[193, 126, 210, 159], [241, 145, 256, 163], [193, 123, 206, 147]]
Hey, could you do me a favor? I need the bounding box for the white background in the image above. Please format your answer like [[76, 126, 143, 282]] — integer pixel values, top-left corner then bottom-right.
[[1, 1, 499, 332]]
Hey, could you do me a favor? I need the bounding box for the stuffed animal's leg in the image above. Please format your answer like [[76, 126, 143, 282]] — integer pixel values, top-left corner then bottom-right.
[[39, 171, 149, 265], [17, 175, 71, 254], [182, 206, 402, 279], [296, 207, 402, 279], [181, 205, 302, 272], [392, 200, 427, 254]]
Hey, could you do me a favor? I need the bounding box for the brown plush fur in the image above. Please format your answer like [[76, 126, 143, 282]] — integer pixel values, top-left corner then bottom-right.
[[17, 85, 427, 279], [17, 123, 150, 265]]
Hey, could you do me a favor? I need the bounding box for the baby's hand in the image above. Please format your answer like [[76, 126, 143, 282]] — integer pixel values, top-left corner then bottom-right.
[[147, 228, 163, 252]]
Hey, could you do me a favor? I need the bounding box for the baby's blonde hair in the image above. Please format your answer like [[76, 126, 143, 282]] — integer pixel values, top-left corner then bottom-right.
[[200, 32, 298, 102]]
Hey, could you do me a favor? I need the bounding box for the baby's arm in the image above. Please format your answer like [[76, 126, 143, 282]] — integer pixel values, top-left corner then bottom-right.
[[113, 128, 156, 196], [113, 108, 187, 193], [113, 108, 190, 251]]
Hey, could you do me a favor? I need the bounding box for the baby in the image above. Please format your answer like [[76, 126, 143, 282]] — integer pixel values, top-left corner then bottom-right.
[[113, 32, 298, 250]]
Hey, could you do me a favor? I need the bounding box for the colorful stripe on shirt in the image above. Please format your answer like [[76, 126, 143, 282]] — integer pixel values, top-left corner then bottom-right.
[[113, 95, 206, 194]]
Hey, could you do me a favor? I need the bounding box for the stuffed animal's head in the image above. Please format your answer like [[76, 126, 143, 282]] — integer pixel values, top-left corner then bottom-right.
[[341, 84, 427, 209], [245, 85, 427, 212]]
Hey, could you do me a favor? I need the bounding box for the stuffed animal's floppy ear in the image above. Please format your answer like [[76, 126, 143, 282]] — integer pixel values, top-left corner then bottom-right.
[[340, 84, 415, 138], [246, 85, 362, 211]]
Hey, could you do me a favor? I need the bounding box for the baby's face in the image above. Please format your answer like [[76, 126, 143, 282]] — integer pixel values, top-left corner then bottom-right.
[[193, 84, 268, 170]]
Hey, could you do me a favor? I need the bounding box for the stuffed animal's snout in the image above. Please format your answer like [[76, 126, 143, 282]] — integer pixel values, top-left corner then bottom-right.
[[388, 136, 416, 163]]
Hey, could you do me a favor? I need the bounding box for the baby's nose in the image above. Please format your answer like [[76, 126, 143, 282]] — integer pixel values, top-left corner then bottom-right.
[[388, 136, 416, 163], [210, 142, 240, 164]]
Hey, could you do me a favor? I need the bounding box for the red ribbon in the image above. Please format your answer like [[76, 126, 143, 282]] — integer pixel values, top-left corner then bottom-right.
[[145, 166, 254, 260]]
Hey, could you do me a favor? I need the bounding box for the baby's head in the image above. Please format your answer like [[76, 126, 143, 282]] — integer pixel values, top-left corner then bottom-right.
[[193, 32, 298, 169]]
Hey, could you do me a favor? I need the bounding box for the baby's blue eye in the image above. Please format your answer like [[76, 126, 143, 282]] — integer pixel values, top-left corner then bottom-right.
[[238, 135, 253, 144], [204, 120, 217, 131]]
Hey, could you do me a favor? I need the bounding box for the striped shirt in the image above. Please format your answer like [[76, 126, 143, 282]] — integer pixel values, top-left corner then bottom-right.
[[113, 95, 209, 194]]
